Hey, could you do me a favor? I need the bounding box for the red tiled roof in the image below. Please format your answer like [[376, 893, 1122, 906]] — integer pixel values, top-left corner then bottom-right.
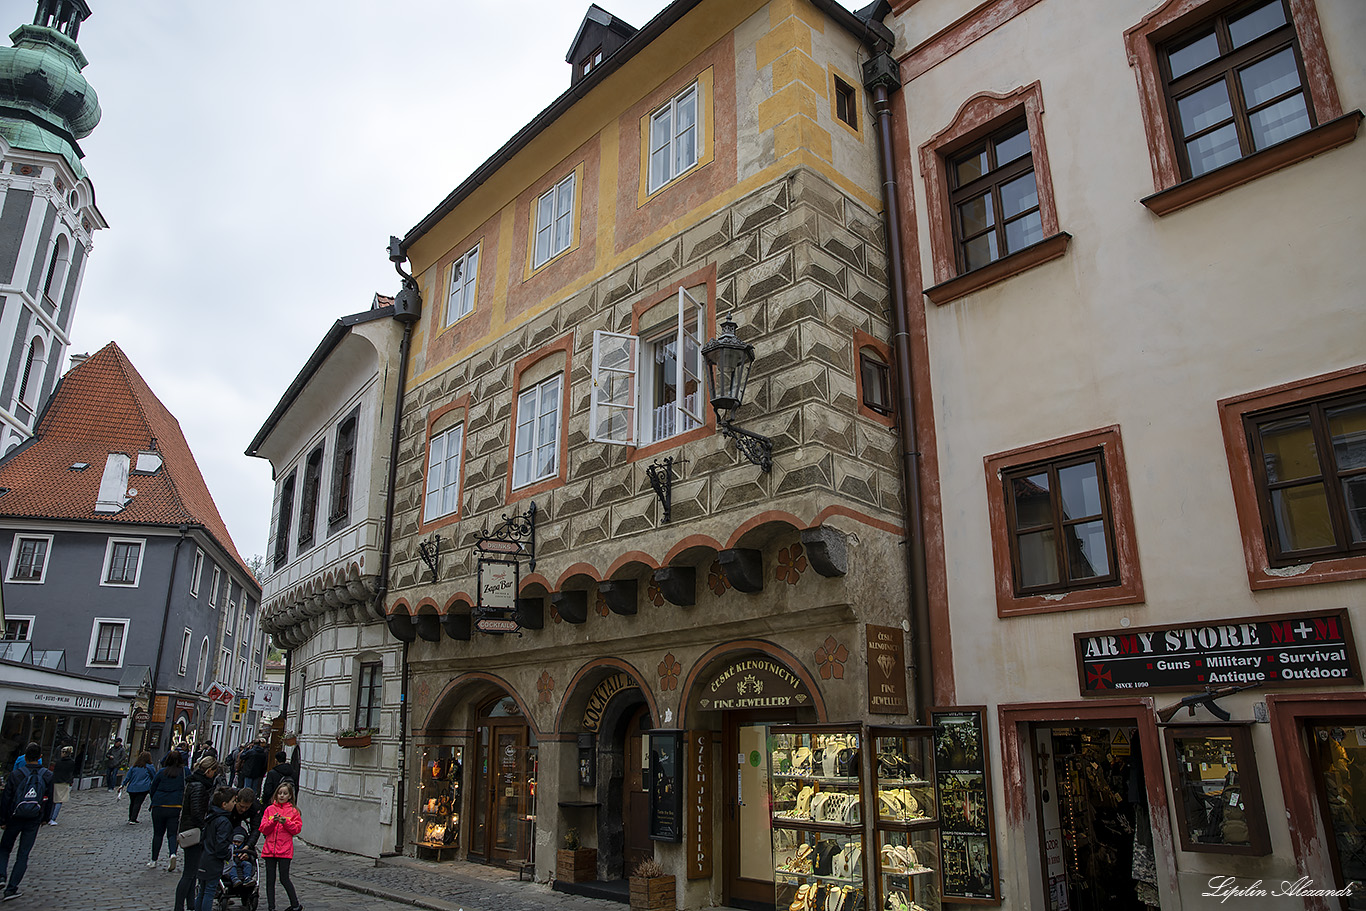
[[0, 342, 256, 584]]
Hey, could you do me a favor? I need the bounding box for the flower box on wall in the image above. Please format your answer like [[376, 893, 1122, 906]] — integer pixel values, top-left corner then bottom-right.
[[336, 733, 372, 748]]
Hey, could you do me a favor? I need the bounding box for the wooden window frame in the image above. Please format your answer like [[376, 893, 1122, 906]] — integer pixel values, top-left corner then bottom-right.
[[984, 426, 1144, 617], [1162, 723, 1271, 855], [8, 534, 51, 583], [833, 75, 858, 132], [102, 537, 144, 587], [1219, 364, 1366, 590], [273, 471, 295, 570], [297, 444, 324, 550], [3, 616, 34, 641], [859, 351, 892, 417], [1126, 0, 1358, 215], [920, 82, 1068, 304], [355, 660, 383, 731], [87, 618, 129, 667], [446, 244, 480, 327], [948, 118, 1040, 275], [328, 409, 359, 533], [1002, 450, 1119, 595]]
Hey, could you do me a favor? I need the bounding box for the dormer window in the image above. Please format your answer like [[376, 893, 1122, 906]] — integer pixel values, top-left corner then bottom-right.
[[582, 47, 603, 76]]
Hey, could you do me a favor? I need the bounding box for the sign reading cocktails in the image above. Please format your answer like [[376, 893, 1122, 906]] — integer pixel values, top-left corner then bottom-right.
[[1075, 609, 1358, 694]]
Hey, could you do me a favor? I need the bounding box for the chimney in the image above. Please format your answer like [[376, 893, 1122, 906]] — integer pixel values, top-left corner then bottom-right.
[[69, 352, 89, 370], [94, 453, 130, 513]]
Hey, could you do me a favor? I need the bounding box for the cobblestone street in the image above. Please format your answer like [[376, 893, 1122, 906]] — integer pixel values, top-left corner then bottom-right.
[[2, 789, 635, 911]]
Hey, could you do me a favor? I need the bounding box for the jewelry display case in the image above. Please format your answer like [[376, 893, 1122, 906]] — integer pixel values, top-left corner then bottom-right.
[[870, 726, 940, 911], [415, 744, 463, 859], [769, 724, 866, 911]]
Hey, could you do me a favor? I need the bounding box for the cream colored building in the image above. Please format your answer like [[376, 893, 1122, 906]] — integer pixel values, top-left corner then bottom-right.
[[883, 0, 1366, 907]]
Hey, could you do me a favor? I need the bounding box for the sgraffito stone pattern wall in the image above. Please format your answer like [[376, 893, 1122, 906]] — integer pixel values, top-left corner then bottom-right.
[[390, 168, 902, 606]]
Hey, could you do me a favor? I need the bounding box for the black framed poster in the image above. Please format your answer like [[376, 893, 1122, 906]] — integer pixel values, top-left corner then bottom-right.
[[931, 706, 1001, 903], [648, 730, 683, 842]]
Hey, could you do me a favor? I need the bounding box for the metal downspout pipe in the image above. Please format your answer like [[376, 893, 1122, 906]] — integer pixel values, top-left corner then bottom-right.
[[148, 524, 189, 753], [865, 59, 935, 723]]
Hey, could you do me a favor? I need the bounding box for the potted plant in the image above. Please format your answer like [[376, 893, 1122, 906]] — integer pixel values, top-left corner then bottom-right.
[[629, 858, 675, 911], [556, 828, 597, 883], [336, 728, 374, 748]]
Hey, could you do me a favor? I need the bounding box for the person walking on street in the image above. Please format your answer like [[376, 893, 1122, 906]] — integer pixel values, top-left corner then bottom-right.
[[0, 743, 53, 900], [124, 751, 155, 824], [147, 751, 185, 869], [260, 752, 296, 809], [174, 756, 218, 911], [230, 788, 263, 850], [48, 746, 74, 826], [239, 740, 267, 794], [223, 747, 240, 788], [194, 788, 236, 911], [259, 781, 303, 911], [104, 737, 126, 791]]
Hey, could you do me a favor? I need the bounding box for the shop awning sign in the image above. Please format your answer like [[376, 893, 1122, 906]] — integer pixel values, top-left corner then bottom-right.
[[1075, 609, 1359, 695]]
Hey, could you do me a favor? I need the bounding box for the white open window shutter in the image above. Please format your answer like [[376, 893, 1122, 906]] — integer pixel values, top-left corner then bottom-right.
[[591, 329, 638, 445], [677, 287, 705, 427], [424, 432, 445, 518]]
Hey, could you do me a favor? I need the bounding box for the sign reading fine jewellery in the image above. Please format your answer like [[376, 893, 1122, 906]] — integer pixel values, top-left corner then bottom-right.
[[699, 659, 810, 711], [1075, 609, 1359, 695], [866, 624, 909, 714]]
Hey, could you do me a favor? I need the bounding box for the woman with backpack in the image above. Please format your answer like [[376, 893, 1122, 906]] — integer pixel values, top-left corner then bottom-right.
[[146, 751, 185, 869], [174, 756, 218, 911], [124, 751, 155, 824]]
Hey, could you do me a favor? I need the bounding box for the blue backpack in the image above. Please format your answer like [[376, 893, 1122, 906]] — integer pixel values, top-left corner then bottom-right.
[[12, 767, 45, 821]]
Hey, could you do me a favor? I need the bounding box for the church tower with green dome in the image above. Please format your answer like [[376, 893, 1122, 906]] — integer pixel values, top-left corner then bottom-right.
[[0, 0, 107, 454]]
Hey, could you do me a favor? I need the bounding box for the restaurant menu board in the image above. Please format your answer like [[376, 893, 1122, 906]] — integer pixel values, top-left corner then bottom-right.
[[931, 708, 1000, 903], [649, 730, 683, 842]]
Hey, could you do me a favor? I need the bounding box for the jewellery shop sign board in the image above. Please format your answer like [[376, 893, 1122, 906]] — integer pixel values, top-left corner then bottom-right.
[[475, 558, 520, 635], [696, 659, 811, 711], [1075, 608, 1360, 695]]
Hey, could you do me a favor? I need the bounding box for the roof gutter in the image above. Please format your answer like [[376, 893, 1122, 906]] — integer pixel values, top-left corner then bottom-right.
[[402, 0, 893, 252]]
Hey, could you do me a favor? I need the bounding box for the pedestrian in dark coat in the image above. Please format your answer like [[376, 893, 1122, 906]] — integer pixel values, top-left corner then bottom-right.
[[174, 757, 219, 911], [104, 737, 126, 790], [260, 753, 296, 810], [229, 788, 264, 849], [147, 751, 185, 869], [194, 788, 236, 911], [49, 745, 75, 825], [0, 744, 54, 900], [239, 740, 267, 793]]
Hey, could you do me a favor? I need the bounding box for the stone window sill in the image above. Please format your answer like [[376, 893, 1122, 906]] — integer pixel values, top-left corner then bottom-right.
[[924, 232, 1070, 305], [1142, 112, 1362, 217]]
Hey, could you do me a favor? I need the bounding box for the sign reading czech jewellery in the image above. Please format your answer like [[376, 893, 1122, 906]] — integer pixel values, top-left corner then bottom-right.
[[698, 658, 810, 711], [1075, 609, 1359, 694], [866, 624, 909, 714]]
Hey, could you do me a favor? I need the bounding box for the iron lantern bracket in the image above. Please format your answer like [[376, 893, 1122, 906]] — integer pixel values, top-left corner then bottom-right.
[[718, 420, 773, 472], [646, 457, 678, 523], [417, 534, 441, 581]]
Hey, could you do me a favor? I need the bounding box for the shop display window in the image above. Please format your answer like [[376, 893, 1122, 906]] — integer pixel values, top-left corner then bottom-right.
[[870, 726, 940, 911], [415, 744, 463, 859], [1308, 723, 1366, 904], [769, 725, 867, 911], [1163, 724, 1270, 855], [930, 708, 1000, 903]]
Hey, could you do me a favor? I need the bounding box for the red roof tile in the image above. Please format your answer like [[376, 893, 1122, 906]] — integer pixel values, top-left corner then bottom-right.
[[0, 342, 256, 585]]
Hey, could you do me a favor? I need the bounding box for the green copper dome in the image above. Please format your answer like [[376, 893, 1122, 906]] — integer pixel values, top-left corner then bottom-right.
[[0, 17, 100, 178]]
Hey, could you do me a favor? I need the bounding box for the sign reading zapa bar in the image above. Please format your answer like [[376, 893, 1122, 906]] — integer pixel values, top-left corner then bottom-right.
[[1076, 609, 1359, 695]]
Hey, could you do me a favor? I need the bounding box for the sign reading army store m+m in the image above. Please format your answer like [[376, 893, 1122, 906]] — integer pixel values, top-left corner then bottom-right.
[[1075, 609, 1359, 695]]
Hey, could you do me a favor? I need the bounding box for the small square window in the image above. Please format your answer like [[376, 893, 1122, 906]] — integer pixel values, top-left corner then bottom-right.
[[8, 535, 50, 583], [88, 619, 128, 667], [834, 77, 857, 130], [859, 352, 892, 415], [103, 539, 143, 586], [3, 617, 32, 641]]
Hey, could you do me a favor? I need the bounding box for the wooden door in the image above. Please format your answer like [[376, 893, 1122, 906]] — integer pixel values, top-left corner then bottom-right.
[[723, 712, 787, 909], [489, 724, 527, 864], [623, 705, 653, 874]]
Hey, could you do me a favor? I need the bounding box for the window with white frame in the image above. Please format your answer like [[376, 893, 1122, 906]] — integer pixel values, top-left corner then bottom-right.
[[446, 245, 479, 326], [8, 534, 51, 583], [87, 619, 129, 667], [3, 616, 33, 641], [424, 424, 465, 520], [513, 375, 563, 489], [178, 628, 192, 675], [209, 566, 221, 607], [196, 637, 209, 690], [533, 173, 575, 268], [220, 647, 231, 679], [648, 82, 700, 193], [189, 549, 204, 597], [238, 657, 247, 689], [101, 538, 144, 587], [591, 287, 705, 446], [226, 597, 237, 636]]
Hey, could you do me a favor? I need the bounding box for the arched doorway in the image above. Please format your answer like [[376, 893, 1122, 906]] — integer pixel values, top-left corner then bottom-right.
[[682, 644, 824, 910]]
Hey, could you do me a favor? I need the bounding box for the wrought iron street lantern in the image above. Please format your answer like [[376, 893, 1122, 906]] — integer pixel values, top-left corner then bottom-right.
[[701, 315, 773, 471]]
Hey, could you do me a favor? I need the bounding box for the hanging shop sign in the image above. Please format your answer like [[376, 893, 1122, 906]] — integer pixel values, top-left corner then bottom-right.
[[251, 683, 283, 714], [648, 730, 683, 842], [474, 558, 521, 635], [686, 730, 713, 879], [866, 624, 909, 715], [698, 658, 810, 711], [174, 698, 199, 720], [1075, 609, 1359, 695], [931, 706, 1001, 903], [581, 673, 634, 732]]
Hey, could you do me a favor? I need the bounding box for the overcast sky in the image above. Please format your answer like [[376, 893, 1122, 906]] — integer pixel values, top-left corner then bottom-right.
[[52, 0, 677, 562]]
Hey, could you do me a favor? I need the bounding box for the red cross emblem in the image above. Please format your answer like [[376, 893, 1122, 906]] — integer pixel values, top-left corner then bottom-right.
[[1087, 664, 1112, 690]]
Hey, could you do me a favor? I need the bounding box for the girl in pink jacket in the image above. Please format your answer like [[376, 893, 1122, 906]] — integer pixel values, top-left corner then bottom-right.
[[258, 782, 303, 911]]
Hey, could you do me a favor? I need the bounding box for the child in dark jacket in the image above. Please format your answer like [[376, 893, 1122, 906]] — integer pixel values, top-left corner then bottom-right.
[[226, 831, 255, 885], [194, 788, 236, 911]]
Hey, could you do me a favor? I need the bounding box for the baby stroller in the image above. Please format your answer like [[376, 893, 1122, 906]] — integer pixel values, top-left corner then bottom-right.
[[214, 835, 260, 911]]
